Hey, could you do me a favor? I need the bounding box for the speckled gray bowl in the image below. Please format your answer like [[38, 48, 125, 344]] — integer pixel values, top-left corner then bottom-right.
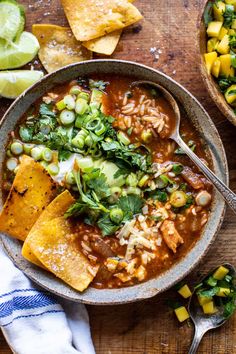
[[0, 60, 228, 305]]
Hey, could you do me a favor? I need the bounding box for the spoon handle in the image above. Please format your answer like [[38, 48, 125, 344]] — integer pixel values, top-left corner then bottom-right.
[[188, 325, 206, 354], [175, 136, 236, 214]]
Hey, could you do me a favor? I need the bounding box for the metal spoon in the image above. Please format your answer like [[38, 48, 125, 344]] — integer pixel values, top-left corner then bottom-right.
[[188, 263, 236, 354], [131, 80, 236, 214]]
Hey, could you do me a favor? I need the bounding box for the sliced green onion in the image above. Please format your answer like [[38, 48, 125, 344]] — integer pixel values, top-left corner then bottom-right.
[[69, 85, 81, 95], [6, 149, 13, 157], [172, 163, 183, 175], [86, 118, 100, 131], [117, 131, 130, 146], [138, 174, 149, 187], [56, 99, 66, 111], [167, 183, 179, 194], [95, 123, 106, 136], [126, 173, 138, 187], [11, 142, 23, 155], [31, 146, 44, 161], [23, 143, 35, 155], [111, 186, 122, 195], [47, 163, 59, 176], [78, 92, 90, 101], [71, 130, 88, 149], [76, 156, 94, 171], [75, 98, 89, 115], [42, 148, 53, 162], [60, 110, 75, 126], [126, 187, 141, 195], [63, 95, 76, 110], [40, 161, 49, 169], [6, 157, 18, 171], [84, 135, 93, 147], [65, 171, 76, 184], [110, 208, 124, 224], [14, 166, 20, 174]]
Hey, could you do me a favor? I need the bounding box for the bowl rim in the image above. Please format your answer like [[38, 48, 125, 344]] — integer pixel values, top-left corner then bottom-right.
[[0, 59, 228, 305], [197, 0, 236, 126]]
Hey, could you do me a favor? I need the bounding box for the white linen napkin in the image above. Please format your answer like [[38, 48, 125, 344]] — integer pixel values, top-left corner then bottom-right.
[[0, 243, 96, 354]]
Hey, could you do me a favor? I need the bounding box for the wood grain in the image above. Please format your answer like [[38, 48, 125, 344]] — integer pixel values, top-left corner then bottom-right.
[[1, 0, 236, 353]]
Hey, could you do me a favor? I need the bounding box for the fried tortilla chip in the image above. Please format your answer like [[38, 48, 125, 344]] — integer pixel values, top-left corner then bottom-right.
[[22, 190, 75, 269], [32, 24, 92, 73], [83, 29, 122, 55], [61, 0, 143, 41], [27, 216, 99, 291], [0, 155, 57, 241]]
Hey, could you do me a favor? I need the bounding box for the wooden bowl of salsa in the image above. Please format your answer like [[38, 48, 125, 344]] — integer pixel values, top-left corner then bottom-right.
[[0, 60, 227, 304]]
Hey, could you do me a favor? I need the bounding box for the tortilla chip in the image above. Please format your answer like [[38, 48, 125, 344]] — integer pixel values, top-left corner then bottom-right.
[[0, 156, 57, 241], [83, 29, 122, 55], [61, 0, 143, 41], [22, 190, 75, 268], [32, 24, 92, 73], [27, 216, 99, 291]]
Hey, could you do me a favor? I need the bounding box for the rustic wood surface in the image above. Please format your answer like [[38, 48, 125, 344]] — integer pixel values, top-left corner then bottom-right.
[[1, 0, 236, 353]]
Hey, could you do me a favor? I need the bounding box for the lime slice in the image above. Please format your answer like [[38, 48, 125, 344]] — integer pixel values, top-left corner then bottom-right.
[[0, 31, 40, 70], [0, 0, 25, 43], [0, 70, 44, 99]]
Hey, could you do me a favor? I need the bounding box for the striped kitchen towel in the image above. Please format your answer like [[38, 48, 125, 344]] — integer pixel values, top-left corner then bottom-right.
[[0, 243, 95, 354]]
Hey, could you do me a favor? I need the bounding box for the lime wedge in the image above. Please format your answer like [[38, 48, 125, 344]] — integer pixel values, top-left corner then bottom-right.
[[0, 70, 44, 99], [0, 0, 25, 43], [0, 31, 40, 70]]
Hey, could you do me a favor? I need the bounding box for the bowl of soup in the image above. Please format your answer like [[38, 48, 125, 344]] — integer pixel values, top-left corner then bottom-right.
[[0, 60, 227, 304]]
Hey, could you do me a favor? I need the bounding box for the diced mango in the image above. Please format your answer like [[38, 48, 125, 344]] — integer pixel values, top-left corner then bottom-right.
[[225, 84, 236, 105], [219, 54, 234, 76], [204, 51, 218, 74], [202, 301, 217, 314], [218, 27, 228, 40], [207, 21, 223, 37], [212, 59, 221, 77], [198, 295, 212, 306], [213, 1, 226, 21], [207, 38, 218, 52], [213, 265, 230, 280], [174, 306, 190, 322], [216, 287, 231, 297], [231, 19, 236, 29], [228, 28, 236, 35], [178, 284, 192, 299], [217, 35, 230, 54], [225, 0, 236, 10]]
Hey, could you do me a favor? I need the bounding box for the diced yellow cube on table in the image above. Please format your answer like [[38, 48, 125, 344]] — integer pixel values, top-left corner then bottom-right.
[[213, 265, 229, 280], [198, 295, 212, 306], [218, 27, 228, 40], [225, 84, 236, 105], [216, 287, 231, 297], [207, 21, 223, 37], [219, 54, 235, 76], [213, 1, 226, 21], [207, 38, 218, 52], [212, 59, 221, 77], [202, 301, 217, 314], [204, 51, 218, 74], [174, 306, 190, 322], [217, 35, 230, 54], [178, 284, 192, 299]]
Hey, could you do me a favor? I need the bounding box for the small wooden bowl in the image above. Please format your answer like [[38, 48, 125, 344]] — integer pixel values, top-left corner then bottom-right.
[[198, 0, 236, 126]]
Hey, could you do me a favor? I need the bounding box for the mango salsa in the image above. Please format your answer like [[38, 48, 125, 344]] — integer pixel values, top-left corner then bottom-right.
[[207, 21, 223, 37], [212, 59, 221, 77], [198, 295, 213, 306], [202, 301, 217, 314], [213, 265, 229, 280], [213, 1, 226, 21], [178, 284, 192, 299], [174, 306, 190, 322], [207, 38, 218, 52], [218, 26, 228, 40], [219, 54, 234, 77], [204, 52, 218, 74], [217, 34, 230, 54], [225, 84, 236, 104], [216, 287, 231, 297]]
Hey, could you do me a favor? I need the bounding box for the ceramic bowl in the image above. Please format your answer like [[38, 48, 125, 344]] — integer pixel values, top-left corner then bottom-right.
[[198, 1, 236, 125], [0, 60, 228, 304]]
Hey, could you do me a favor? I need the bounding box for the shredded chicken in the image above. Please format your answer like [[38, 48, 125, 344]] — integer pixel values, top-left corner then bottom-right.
[[160, 220, 184, 253]]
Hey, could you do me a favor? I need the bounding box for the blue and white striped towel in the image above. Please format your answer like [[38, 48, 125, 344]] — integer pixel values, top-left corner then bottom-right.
[[0, 243, 95, 354]]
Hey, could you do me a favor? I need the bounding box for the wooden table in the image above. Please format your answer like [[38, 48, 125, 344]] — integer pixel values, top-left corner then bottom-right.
[[1, 0, 236, 353]]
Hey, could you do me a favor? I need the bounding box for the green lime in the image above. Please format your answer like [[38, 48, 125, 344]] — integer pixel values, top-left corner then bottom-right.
[[0, 0, 25, 43], [0, 31, 40, 70], [0, 70, 44, 99]]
